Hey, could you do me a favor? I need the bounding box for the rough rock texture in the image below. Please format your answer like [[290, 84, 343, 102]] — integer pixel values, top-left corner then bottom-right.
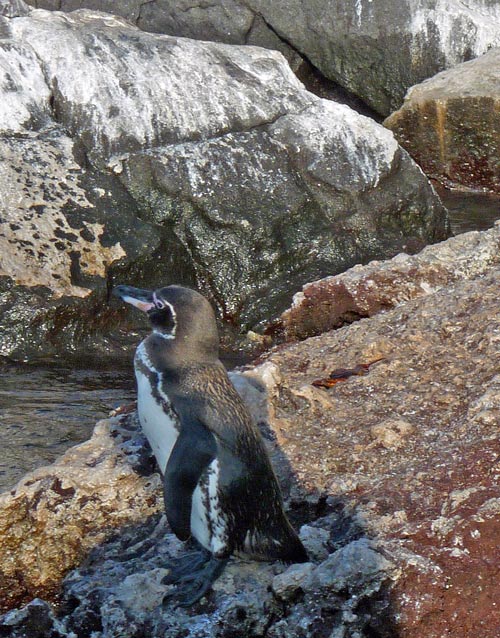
[[1, 520, 397, 638], [1, 227, 499, 636], [0, 0, 29, 17], [0, 4, 449, 363], [244, 0, 500, 115], [26, 0, 500, 116], [121, 98, 448, 328], [249, 271, 500, 637], [281, 222, 500, 339], [385, 47, 500, 193], [0, 415, 161, 612], [0, 125, 163, 364]]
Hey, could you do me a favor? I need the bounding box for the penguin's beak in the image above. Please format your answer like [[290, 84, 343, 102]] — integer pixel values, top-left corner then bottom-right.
[[113, 285, 155, 312]]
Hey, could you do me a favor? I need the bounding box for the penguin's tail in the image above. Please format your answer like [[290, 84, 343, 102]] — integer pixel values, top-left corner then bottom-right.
[[278, 530, 309, 564], [257, 517, 309, 564], [243, 522, 309, 563]]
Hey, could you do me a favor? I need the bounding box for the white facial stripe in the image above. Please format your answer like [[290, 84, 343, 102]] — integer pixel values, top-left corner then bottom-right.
[[152, 299, 177, 339], [122, 295, 154, 312], [165, 301, 177, 336], [152, 291, 161, 307]]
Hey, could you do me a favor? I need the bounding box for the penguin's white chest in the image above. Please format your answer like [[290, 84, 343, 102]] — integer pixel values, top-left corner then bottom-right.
[[134, 341, 227, 555], [135, 347, 178, 474]]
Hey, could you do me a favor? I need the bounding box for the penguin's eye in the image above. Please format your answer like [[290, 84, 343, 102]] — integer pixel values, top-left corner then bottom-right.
[[155, 300, 165, 310]]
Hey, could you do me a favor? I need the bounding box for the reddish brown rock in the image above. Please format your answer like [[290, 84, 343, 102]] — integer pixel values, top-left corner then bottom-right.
[[385, 48, 500, 193], [280, 222, 500, 340], [249, 260, 500, 637]]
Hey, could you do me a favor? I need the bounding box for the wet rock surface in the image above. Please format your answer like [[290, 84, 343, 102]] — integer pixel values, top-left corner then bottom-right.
[[26, 0, 500, 116], [0, 125, 161, 364], [1, 228, 499, 636], [121, 99, 448, 329], [0, 4, 448, 364], [385, 47, 500, 193]]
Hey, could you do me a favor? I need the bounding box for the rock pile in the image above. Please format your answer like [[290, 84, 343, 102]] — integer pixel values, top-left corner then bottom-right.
[[26, 0, 500, 116], [1, 225, 499, 637], [0, 3, 448, 364]]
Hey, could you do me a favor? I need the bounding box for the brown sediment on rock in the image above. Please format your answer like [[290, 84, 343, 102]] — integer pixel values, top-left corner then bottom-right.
[[0, 416, 162, 612], [247, 260, 500, 636], [385, 48, 500, 193]]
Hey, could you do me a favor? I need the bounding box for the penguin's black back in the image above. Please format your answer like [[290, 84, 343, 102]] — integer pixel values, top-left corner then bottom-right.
[[163, 360, 308, 563]]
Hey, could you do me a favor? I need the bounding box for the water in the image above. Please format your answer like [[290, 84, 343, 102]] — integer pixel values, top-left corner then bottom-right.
[[1, 191, 498, 495], [0, 364, 135, 493], [437, 187, 500, 235]]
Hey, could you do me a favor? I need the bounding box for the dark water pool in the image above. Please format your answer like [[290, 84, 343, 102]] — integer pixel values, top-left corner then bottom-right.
[[1, 190, 499, 494], [0, 365, 135, 493], [437, 187, 500, 235]]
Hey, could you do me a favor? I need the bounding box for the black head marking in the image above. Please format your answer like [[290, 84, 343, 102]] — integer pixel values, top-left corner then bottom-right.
[[149, 291, 177, 337]]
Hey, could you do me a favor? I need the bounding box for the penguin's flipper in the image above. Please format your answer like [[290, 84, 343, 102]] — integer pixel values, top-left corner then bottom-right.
[[163, 418, 217, 541]]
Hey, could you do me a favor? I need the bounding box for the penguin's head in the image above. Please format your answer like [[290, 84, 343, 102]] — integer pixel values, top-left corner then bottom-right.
[[113, 284, 219, 361]]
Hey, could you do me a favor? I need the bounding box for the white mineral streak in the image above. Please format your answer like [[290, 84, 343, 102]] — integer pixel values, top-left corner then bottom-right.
[[0, 133, 125, 297], [271, 101, 399, 190], [0, 41, 50, 132], [10, 9, 307, 163], [354, 0, 374, 28], [410, 0, 500, 66]]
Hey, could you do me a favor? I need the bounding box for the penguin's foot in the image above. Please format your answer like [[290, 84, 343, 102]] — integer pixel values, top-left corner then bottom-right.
[[162, 547, 212, 584], [162, 551, 229, 607]]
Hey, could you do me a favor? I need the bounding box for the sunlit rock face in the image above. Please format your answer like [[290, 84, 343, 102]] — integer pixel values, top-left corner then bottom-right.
[[385, 47, 500, 193], [27, 0, 500, 116], [243, 0, 500, 115], [0, 415, 162, 613], [0, 4, 448, 363]]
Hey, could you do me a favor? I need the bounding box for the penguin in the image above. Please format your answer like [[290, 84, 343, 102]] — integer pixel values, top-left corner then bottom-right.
[[113, 284, 308, 606]]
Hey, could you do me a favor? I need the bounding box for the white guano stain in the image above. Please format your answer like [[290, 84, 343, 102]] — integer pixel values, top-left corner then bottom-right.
[[271, 100, 399, 191], [410, 0, 500, 66], [10, 9, 309, 164], [0, 41, 50, 133]]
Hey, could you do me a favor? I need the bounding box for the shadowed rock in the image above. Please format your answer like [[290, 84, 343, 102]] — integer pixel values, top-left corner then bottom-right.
[[280, 222, 500, 340]]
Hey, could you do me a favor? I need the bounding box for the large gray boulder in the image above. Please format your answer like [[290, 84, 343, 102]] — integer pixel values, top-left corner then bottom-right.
[[120, 97, 448, 328], [26, 0, 500, 115], [244, 0, 500, 115], [0, 6, 448, 363]]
